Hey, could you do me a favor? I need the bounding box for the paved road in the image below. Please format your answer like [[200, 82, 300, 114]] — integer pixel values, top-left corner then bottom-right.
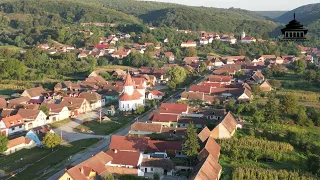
[[48, 76, 204, 180]]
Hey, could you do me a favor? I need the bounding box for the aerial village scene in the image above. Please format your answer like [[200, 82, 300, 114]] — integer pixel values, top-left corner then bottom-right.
[[0, 0, 319, 180]]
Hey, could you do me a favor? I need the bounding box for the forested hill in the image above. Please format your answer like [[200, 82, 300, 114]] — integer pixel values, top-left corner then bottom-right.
[[276, 3, 320, 25], [254, 11, 287, 19], [0, 0, 140, 29], [74, 0, 278, 37]]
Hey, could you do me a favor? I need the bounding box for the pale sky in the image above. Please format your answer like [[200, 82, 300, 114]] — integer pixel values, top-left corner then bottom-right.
[[146, 0, 319, 11]]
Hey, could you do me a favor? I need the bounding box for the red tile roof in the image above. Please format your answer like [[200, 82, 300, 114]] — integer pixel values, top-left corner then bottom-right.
[[198, 127, 211, 142], [109, 135, 149, 152], [119, 90, 143, 101], [150, 90, 164, 96], [159, 103, 188, 114], [124, 73, 135, 86], [7, 136, 26, 148], [164, 52, 174, 57], [147, 140, 182, 152], [189, 85, 212, 94], [105, 150, 140, 166], [152, 113, 179, 123], [207, 75, 232, 83], [131, 122, 162, 133], [2, 114, 24, 128]]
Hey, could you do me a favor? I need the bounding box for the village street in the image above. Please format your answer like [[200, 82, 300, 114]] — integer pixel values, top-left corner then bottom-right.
[[47, 76, 205, 180]]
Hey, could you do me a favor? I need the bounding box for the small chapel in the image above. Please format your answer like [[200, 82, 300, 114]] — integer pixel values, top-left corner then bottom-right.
[[119, 73, 145, 111]]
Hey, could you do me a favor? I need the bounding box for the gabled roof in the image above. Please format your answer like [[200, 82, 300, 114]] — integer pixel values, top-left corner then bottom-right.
[[189, 85, 212, 94], [17, 109, 42, 120], [149, 90, 164, 96], [131, 122, 162, 133], [189, 154, 222, 180], [164, 52, 174, 57], [119, 90, 143, 101], [212, 112, 237, 135], [7, 96, 30, 105], [147, 140, 182, 152], [79, 92, 101, 102], [7, 136, 27, 148], [60, 97, 86, 109], [2, 114, 24, 128], [105, 150, 141, 166], [152, 113, 179, 123], [159, 103, 188, 114], [198, 126, 211, 142], [181, 92, 204, 101], [109, 135, 149, 152], [252, 70, 264, 82], [22, 87, 46, 98], [198, 137, 221, 162], [43, 103, 66, 113], [207, 75, 232, 83], [65, 152, 113, 180]]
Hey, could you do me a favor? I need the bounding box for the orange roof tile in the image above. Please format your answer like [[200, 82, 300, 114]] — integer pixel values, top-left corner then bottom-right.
[[2, 114, 24, 128]]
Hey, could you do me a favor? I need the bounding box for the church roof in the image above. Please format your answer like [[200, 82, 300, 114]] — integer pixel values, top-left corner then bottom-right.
[[119, 90, 143, 101], [137, 81, 144, 89], [124, 73, 135, 86]]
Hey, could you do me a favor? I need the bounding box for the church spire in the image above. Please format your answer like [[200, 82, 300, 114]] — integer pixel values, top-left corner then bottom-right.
[[124, 72, 134, 86]]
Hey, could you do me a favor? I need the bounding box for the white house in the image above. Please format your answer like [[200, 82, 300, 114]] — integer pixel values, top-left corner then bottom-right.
[[181, 40, 197, 48], [146, 90, 165, 100], [3, 136, 36, 155], [119, 73, 145, 111], [44, 104, 70, 122], [140, 157, 174, 176], [164, 52, 175, 62], [241, 31, 257, 43], [220, 37, 237, 44], [200, 37, 213, 45], [106, 149, 143, 168], [17, 109, 48, 130], [237, 88, 253, 101], [0, 114, 25, 136], [79, 92, 106, 110]]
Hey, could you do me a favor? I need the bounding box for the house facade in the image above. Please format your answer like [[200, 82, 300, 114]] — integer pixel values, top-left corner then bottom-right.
[[0, 114, 25, 136], [17, 109, 48, 130]]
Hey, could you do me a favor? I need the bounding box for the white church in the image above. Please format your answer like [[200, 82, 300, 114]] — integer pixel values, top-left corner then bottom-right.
[[119, 73, 145, 111]]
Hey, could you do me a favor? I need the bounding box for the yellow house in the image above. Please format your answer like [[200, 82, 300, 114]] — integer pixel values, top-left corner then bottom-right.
[[151, 113, 179, 127], [58, 152, 112, 180]]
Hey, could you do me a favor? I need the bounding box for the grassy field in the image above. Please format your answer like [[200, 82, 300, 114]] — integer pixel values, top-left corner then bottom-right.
[[0, 138, 99, 179], [74, 115, 135, 135], [50, 118, 72, 129]]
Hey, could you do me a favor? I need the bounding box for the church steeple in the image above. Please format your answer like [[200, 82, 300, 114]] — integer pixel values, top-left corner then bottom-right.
[[123, 72, 134, 95]]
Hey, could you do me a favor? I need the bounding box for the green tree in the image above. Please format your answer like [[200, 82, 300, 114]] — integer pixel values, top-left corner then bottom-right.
[[166, 66, 187, 88], [183, 123, 200, 165], [42, 132, 62, 151], [0, 133, 8, 152], [40, 105, 50, 116], [305, 70, 317, 81], [279, 94, 298, 115], [198, 62, 207, 73], [252, 110, 264, 126], [0, 59, 27, 80], [153, 173, 160, 180], [268, 79, 281, 90], [296, 105, 312, 126], [292, 59, 306, 74], [184, 47, 197, 57], [135, 105, 145, 115], [307, 154, 320, 177], [103, 174, 115, 180], [264, 94, 279, 122], [250, 84, 262, 96]]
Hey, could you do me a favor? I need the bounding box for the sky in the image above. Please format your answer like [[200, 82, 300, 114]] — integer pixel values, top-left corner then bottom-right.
[[146, 0, 319, 11]]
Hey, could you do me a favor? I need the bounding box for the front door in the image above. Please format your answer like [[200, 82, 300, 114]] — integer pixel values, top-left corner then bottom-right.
[[164, 169, 168, 175], [145, 168, 147, 172]]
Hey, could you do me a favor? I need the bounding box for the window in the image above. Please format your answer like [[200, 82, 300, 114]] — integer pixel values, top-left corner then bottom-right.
[[151, 168, 153, 171], [11, 127, 15, 131], [67, 178, 71, 180], [170, 124, 173, 127], [19, 125, 22, 129]]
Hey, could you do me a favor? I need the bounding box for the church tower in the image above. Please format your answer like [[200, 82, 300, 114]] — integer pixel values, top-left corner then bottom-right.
[[123, 73, 134, 95], [241, 31, 246, 39]]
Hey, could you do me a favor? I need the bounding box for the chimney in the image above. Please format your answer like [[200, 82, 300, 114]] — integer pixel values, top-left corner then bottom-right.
[[114, 149, 118, 153], [80, 167, 84, 174], [70, 101, 73, 105]]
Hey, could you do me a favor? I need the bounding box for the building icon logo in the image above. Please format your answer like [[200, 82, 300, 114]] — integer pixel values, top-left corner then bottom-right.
[[280, 13, 308, 41]]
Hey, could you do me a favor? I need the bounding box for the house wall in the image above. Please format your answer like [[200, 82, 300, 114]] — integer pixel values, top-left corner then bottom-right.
[[58, 173, 74, 180], [152, 121, 178, 128], [238, 93, 250, 101], [91, 99, 106, 110], [181, 44, 197, 48], [129, 130, 154, 135], [25, 111, 48, 130], [8, 125, 25, 135], [218, 125, 232, 139], [119, 99, 144, 111], [3, 143, 25, 155], [140, 167, 173, 175]]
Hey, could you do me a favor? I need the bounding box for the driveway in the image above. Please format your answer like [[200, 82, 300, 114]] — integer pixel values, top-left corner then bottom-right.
[[53, 110, 107, 142]]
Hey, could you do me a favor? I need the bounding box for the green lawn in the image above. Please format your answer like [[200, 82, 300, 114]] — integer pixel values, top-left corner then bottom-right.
[[0, 138, 99, 179], [50, 118, 72, 129], [74, 115, 135, 135]]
